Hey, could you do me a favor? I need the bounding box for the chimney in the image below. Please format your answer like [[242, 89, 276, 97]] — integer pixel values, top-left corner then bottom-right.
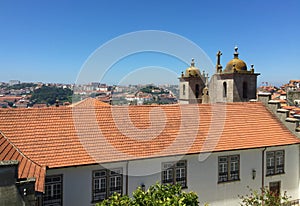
[[257, 93, 272, 106], [55, 99, 59, 107]]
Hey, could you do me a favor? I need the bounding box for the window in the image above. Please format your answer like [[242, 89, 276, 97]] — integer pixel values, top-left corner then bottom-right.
[[162, 160, 187, 188], [218, 155, 240, 183], [266, 150, 284, 176], [269, 181, 281, 204], [223, 82, 227, 97], [43, 175, 63, 206], [182, 84, 186, 96], [92, 168, 122, 202], [269, 181, 280, 196]]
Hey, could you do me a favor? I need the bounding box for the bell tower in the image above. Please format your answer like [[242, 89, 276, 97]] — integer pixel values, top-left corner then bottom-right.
[[179, 59, 207, 104], [209, 47, 260, 103]]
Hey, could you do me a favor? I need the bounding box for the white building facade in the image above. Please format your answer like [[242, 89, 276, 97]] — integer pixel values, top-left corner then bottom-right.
[[44, 145, 299, 206]]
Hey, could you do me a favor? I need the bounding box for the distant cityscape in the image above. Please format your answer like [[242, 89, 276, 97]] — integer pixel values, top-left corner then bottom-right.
[[0, 79, 299, 110], [0, 80, 179, 108]]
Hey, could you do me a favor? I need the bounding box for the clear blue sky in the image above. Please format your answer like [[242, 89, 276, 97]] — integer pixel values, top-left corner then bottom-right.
[[0, 0, 299, 86]]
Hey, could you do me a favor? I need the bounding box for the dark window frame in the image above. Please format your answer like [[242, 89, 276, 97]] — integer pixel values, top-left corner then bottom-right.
[[92, 168, 123, 203], [43, 174, 63, 206], [218, 155, 240, 183], [266, 150, 285, 176], [162, 160, 187, 188]]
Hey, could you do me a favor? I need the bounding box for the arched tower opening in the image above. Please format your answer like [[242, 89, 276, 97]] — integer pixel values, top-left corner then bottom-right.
[[223, 82, 227, 98], [243, 81, 248, 99]]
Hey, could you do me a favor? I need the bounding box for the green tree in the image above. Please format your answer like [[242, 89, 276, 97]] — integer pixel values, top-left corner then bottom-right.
[[239, 186, 290, 206], [7, 83, 37, 90], [97, 183, 199, 206], [30, 85, 73, 105]]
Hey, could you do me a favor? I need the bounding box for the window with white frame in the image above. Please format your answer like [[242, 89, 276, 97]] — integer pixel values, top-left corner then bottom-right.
[[43, 175, 63, 206], [162, 160, 187, 188], [218, 155, 240, 183], [266, 150, 284, 176], [92, 168, 122, 202]]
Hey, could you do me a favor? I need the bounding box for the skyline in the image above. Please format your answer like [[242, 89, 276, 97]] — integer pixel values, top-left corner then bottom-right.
[[0, 0, 299, 86]]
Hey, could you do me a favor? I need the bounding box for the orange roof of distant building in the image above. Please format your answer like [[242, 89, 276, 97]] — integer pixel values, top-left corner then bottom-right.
[[282, 106, 297, 110], [68, 97, 109, 107], [32, 103, 48, 108], [0, 96, 23, 102], [0, 102, 299, 192], [278, 99, 287, 103]]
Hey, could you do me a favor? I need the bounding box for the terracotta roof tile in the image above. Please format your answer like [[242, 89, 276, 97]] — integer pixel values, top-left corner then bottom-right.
[[0, 102, 299, 191], [0, 132, 45, 192], [68, 97, 109, 108]]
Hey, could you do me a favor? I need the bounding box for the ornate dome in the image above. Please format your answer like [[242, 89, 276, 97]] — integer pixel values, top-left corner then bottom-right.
[[224, 47, 247, 73], [185, 59, 201, 77]]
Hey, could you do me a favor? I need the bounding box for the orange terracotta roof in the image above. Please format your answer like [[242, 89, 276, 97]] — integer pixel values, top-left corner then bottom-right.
[[68, 97, 109, 107], [0, 132, 46, 192], [0, 102, 299, 192], [282, 106, 297, 110], [278, 99, 287, 103], [0, 96, 23, 102]]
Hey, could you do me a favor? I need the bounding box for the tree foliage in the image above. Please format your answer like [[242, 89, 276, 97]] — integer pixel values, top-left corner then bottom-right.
[[97, 183, 199, 206], [239, 186, 290, 206], [7, 83, 37, 90], [30, 85, 73, 105]]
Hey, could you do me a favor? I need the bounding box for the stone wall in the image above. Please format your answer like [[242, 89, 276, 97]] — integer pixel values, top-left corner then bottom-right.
[[257, 93, 300, 138], [0, 160, 37, 206]]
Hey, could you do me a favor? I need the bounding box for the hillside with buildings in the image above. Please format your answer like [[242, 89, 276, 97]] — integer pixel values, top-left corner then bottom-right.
[[0, 81, 179, 108]]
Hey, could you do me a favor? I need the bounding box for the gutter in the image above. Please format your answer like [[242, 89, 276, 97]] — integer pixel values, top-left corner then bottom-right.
[[126, 161, 129, 195], [262, 147, 267, 206], [261, 147, 267, 188]]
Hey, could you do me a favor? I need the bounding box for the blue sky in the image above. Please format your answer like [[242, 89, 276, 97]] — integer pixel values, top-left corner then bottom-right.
[[0, 0, 299, 86]]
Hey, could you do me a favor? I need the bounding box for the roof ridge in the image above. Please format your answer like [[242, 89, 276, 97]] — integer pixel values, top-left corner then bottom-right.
[[0, 102, 263, 111]]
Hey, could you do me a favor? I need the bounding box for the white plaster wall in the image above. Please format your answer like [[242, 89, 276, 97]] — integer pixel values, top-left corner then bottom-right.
[[126, 146, 299, 206], [127, 156, 186, 193], [46, 145, 299, 206], [46, 162, 127, 206]]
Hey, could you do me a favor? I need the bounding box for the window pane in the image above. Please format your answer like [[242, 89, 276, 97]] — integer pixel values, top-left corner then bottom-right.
[[230, 156, 239, 180], [218, 157, 228, 182], [162, 169, 173, 183], [94, 170, 106, 178], [266, 152, 275, 175], [275, 150, 284, 174]]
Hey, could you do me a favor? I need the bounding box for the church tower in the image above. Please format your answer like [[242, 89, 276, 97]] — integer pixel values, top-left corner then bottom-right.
[[179, 59, 207, 104], [209, 47, 260, 103]]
